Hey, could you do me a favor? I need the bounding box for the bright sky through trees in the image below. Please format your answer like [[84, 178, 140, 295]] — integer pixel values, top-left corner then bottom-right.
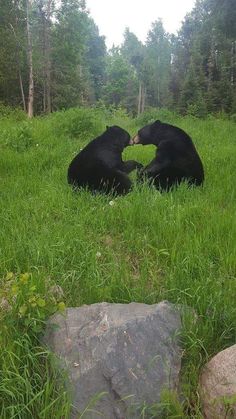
[[86, 0, 196, 48]]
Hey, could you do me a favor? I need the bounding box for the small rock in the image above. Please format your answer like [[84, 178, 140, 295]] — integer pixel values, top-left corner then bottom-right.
[[200, 344, 236, 418]]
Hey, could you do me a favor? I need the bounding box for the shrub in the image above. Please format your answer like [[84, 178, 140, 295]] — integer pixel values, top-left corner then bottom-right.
[[135, 108, 178, 126], [0, 272, 65, 334], [230, 113, 236, 123], [3, 121, 35, 152], [0, 102, 26, 121], [50, 107, 105, 141], [186, 101, 207, 119]]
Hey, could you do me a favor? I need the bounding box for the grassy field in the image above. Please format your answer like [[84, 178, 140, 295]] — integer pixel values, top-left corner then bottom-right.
[[0, 107, 236, 418]]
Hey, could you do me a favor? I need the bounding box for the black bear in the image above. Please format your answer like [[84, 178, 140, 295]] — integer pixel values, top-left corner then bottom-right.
[[68, 125, 142, 195], [131, 120, 204, 191]]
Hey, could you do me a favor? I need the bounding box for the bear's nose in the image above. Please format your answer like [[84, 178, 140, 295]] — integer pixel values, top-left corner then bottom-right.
[[129, 135, 140, 145]]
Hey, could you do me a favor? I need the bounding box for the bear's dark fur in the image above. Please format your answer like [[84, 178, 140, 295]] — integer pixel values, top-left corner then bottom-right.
[[68, 125, 142, 195], [132, 120, 204, 191]]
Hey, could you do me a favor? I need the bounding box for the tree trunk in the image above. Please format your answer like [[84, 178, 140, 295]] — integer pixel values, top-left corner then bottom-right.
[[45, 0, 52, 113], [9, 23, 26, 112], [40, 2, 46, 113], [141, 84, 146, 113], [157, 80, 160, 106], [208, 30, 217, 90], [231, 40, 236, 86], [138, 81, 146, 115], [157, 56, 160, 106], [138, 81, 142, 115], [19, 72, 26, 112], [26, 0, 34, 118]]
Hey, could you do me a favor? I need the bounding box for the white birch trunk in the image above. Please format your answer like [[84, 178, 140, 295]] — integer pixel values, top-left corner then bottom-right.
[[26, 0, 34, 118], [45, 0, 52, 113], [138, 81, 142, 115], [9, 23, 26, 112]]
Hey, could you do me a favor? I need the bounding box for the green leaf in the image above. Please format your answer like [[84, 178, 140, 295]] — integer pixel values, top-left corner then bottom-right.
[[37, 298, 46, 308], [19, 304, 27, 315], [57, 302, 66, 311]]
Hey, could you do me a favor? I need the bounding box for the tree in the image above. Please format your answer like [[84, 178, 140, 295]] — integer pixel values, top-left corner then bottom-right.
[[51, 0, 103, 109], [0, 0, 235, 116], [0, 0, 27, 109], [145, 19, 172, 108], [37, 0, 54, 113], [171, 0, 236, 114], [26, 0, 34, 117], [102, 47, 138, 111], [121, 28, 146, 114], [85, 19, 106, 102]]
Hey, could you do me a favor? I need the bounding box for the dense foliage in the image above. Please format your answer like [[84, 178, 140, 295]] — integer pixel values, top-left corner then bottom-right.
[[0, 0, 235, 116]]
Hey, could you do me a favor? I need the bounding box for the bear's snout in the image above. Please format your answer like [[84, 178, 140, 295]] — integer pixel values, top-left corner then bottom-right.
[[130, 135, 141, 145]]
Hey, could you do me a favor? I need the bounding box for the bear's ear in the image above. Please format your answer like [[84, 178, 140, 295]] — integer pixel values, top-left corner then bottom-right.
[[106, 125, 110, 130], [155, 120, 161, 125]]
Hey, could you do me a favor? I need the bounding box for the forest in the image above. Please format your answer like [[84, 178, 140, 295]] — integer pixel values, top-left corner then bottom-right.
[[1, 0, 236, 417], [1, 0, 236, 117]]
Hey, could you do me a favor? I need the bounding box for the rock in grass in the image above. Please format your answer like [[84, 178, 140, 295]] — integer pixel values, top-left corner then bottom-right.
[[200, 344, 236, 419], [44, 301, 183, 418]]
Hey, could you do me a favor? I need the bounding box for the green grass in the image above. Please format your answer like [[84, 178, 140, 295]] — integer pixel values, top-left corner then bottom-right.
[[0, 107, 236, 418]]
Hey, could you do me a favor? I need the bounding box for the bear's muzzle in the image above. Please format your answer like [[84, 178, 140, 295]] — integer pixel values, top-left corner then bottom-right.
[[129, 135, 141, 145]]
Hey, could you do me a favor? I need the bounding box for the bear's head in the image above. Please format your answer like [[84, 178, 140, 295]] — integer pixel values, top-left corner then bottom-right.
[[131, 120, 164, 146], [105, 125, 131, 148]]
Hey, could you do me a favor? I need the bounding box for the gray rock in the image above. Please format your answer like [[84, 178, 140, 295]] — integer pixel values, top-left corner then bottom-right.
[[44, 301, 183, 418], [200, 344, 236, 419]]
